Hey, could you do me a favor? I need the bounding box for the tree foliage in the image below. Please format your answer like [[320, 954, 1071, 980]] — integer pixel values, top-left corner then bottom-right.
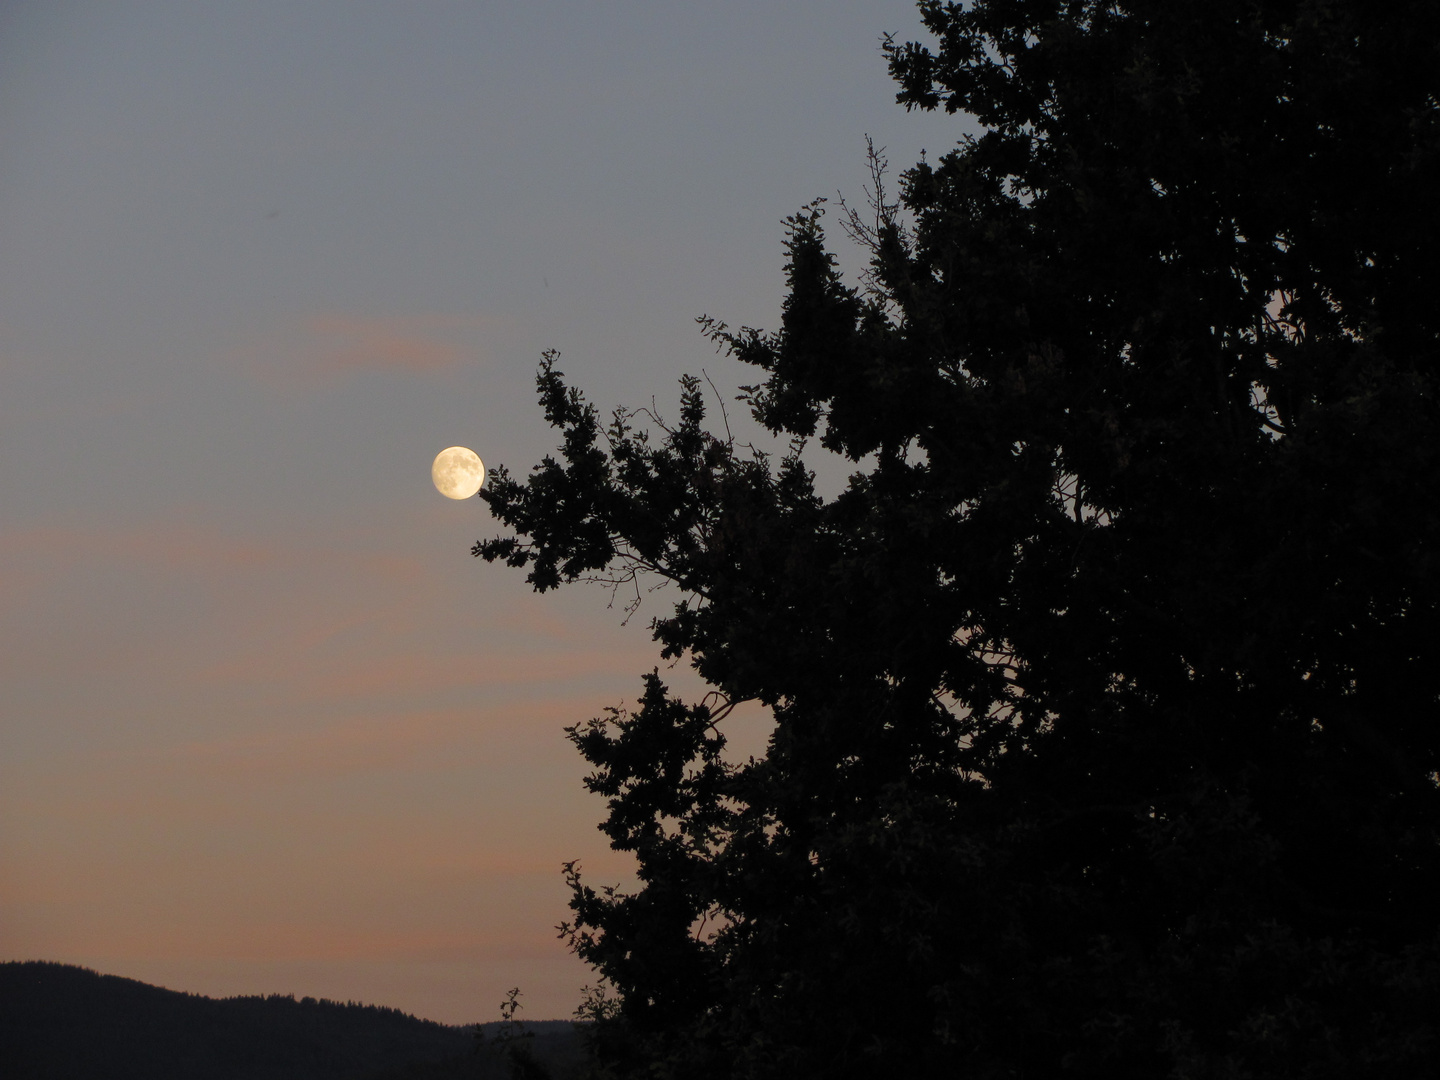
[[477, 2, 1440, 1076]]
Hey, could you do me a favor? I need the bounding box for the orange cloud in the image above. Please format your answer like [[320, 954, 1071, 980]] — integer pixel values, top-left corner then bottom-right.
[[232, 311, 510, 388], [148, 692, 628, 784], [264, 645, 657, 702], [0, 518, 425, 618], [305, 313, 460, 373]]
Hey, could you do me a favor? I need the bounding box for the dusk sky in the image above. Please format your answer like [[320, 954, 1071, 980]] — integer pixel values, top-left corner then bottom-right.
[[0, 2, 968, 1023]]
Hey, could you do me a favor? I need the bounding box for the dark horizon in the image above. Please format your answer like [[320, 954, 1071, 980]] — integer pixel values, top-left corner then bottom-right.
[[2, 960, 587, 1079]]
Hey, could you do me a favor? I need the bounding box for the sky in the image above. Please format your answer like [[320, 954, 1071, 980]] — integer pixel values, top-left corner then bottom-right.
[[0, 1, 968, 1024]]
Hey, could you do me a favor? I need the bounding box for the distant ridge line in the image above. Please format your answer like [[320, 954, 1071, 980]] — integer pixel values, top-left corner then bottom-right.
[[0, 961, 583, 1079]]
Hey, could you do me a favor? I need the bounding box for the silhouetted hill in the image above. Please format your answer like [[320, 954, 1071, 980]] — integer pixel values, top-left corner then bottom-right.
[[0, 962, 585, 1080]]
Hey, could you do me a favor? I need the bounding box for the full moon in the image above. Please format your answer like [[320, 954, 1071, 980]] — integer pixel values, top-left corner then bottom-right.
[[431, 446, 485, 499]]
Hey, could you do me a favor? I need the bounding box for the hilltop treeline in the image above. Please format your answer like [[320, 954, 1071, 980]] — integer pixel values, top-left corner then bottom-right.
[[0, 962, 583, 1080]]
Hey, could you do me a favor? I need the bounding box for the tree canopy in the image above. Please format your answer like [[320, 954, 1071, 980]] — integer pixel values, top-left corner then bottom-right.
[[477, 2, 1440, 1076]]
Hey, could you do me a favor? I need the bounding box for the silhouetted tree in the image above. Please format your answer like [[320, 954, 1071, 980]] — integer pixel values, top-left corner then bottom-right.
[[477, 2, 1440, 1076], [476, 989, 553, 1080]]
